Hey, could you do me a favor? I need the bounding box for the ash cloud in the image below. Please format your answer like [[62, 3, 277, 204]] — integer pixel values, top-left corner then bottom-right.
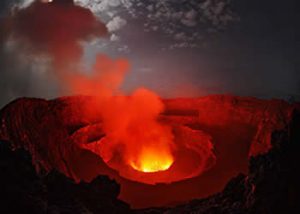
[[0, 0, 53, 107], [0, 41, 57, 107], [0, 0, 108, 107], [0, 0, 185, 180]]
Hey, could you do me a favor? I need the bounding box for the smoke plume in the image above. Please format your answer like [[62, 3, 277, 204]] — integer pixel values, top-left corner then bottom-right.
[[0, 0, 179, 175]]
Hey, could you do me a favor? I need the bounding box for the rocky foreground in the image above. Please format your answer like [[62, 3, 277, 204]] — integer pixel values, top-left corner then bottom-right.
[[0, 95, 299, 213]]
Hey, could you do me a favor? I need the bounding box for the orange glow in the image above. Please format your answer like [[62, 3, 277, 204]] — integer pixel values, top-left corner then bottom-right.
[[95, 88, 176, 175], [6, 0, 217, 187], [66, 56, 216, 184], [60, 55, 216, 184], [130, 147, 174, 173]]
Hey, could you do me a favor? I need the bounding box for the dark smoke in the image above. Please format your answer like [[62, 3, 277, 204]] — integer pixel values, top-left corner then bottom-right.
[[9, 0, 107, 67], [0, 0, 108, 107]]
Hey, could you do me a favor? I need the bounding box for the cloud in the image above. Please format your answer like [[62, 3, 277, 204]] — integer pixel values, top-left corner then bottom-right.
[[106, 16, 127, 32], [122, 0, 238, 49], [0, 39, 58, 107], [12, 0, 238, 51], [59, 0, 238, 49], [110, 34, 120, 41], [180, 9, 198, 27]]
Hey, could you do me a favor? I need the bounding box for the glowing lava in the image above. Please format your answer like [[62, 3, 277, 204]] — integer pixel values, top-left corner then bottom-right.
[[130, 147, 174, 173]]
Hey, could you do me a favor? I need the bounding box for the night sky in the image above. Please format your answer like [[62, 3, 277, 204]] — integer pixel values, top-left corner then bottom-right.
[[0, 0, 298, 107]]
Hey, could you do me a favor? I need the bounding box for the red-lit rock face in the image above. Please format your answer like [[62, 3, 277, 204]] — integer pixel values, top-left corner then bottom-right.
[[0, 95, 296, 208]]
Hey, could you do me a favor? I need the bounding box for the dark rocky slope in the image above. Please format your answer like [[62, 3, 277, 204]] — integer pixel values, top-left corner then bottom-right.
[[0, 140, 132, 214]]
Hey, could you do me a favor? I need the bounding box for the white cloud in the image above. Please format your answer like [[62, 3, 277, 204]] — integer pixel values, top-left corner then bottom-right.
[[117, 45, 130, 53], [106, 16, 127, 32], [110, 34, 120, 41]]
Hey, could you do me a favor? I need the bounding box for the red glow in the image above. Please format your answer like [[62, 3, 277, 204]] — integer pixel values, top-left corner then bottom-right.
[[5, 0, 216, 185], [97, 88, 176, 175]]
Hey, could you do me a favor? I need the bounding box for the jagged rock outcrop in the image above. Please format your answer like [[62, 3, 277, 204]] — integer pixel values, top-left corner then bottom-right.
[[0, 140, 132, 214]]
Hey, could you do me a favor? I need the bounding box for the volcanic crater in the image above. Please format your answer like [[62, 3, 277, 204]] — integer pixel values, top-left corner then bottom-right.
[[0, 95, 296, 209]]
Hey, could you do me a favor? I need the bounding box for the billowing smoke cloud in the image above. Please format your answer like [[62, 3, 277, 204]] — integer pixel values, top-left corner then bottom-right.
[[6, 0, 107, 80], [0, 0, 185, 177], [0, 0, 111, 106], [96, 88, 175, 172]]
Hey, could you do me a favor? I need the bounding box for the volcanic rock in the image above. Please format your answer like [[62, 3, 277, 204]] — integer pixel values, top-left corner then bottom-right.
[[137, 109, 299, 213], [0, 140, 132, 213], [0, 95, 298, 210]]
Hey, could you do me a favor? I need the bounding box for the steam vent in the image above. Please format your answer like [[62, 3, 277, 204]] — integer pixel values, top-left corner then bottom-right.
[[0, 95, 299, 213]]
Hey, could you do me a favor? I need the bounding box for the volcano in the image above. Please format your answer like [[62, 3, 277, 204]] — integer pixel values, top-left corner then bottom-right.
[[0, 95, 298, 209]]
